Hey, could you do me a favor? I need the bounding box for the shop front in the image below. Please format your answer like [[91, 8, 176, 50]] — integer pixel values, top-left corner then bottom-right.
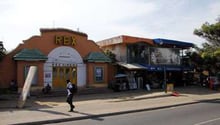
[[97, 36, 194, 91]]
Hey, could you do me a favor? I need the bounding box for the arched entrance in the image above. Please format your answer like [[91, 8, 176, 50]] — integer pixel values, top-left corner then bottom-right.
[[44, 46, 85, 88]]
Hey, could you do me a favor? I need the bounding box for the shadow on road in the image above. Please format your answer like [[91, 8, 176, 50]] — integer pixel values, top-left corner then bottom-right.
[[29, 108, 71, 116], [74, 111, 104, 121]]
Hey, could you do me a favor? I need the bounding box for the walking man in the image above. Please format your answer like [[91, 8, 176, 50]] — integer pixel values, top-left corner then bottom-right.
[[66, 79, 75, 112]]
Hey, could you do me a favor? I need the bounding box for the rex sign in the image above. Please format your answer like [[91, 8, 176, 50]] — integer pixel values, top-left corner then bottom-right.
[[55, 35, 76, 46]]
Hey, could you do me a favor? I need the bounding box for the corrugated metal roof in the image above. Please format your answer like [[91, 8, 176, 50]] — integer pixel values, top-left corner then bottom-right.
[[13, 49, 48, 61], [84, 52, 111, 62]]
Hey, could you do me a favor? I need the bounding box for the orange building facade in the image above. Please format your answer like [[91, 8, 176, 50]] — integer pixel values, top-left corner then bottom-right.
[[0, 28, 112, 91]]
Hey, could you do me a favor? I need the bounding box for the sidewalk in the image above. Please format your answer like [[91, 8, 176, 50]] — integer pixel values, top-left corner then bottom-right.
[[1, 86, 220, 125]]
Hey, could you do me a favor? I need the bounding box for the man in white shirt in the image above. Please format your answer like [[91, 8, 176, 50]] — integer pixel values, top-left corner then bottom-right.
[[66, 79, 75, 112]]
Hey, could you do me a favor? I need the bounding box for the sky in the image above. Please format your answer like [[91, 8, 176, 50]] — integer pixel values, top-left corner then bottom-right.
[[0, 0, 220, 51]]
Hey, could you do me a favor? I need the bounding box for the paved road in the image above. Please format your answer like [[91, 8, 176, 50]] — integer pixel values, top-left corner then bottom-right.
[[49, 100, 220, 125]]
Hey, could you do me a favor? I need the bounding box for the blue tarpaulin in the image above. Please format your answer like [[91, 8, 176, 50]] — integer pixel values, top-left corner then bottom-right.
[[140, 64, 193, 71], [153, 38, 194, 48]]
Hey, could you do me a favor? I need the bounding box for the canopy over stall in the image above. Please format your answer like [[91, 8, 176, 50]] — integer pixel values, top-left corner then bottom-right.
[[153, 38, 194, 49]]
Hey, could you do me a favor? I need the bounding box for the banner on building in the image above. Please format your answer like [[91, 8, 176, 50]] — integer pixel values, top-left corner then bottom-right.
[[150, 47, 180, 65]]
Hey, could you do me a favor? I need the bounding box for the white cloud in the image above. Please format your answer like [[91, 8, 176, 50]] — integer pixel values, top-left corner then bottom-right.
[[209, 1, 220, 21], [0, 0, 219, 50]]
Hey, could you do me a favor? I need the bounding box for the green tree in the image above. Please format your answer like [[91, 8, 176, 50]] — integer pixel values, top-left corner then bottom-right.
[[105, 50, 116, 63], [193, 16, 220, 74], [194, 17, 220, 47], [0, 41, 6, 61]]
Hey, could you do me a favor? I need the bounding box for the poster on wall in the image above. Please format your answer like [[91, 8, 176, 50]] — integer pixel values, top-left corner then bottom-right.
[[150, 47, 180, 65], [44, 72, 52, 86], [95, 67, 103, 82]]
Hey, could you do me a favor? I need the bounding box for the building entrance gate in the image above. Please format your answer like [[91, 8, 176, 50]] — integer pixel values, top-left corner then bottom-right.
[[53, 66, 77, 88], [44, 46, 85, 88]]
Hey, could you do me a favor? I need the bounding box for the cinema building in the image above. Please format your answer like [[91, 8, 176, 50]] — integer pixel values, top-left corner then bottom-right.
[[0, 28, 112, 92]]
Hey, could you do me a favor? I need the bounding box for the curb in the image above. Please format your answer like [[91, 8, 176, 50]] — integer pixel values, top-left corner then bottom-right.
[[11, 98, 220, 125], [12, 101, 200, 125]]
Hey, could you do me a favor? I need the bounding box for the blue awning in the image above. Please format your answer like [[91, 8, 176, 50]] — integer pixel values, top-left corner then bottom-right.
[[153, 38, 194, 48], [146, 65, 182, 71], [140, 64, 193, 71]]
